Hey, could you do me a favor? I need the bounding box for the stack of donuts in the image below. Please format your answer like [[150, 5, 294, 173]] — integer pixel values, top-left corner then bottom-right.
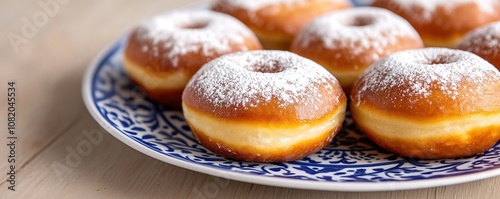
[[123, 0, 500, 162]]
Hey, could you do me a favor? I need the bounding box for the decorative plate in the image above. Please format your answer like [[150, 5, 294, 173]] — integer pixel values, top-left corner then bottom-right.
[[82, 1, 500, 192]]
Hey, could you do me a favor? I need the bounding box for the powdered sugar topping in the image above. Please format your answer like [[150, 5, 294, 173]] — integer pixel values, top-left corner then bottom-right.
[[186, 51, 340, 115], [135, 10, 255, 67], [390, 0, 497, 21], [294, 7, 420, 57], [355, 48, 500, 106], [457, 22, 500, 56]]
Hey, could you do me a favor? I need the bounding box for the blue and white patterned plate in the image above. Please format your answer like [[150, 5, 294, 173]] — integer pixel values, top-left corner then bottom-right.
[[82, 1, 500, 192]]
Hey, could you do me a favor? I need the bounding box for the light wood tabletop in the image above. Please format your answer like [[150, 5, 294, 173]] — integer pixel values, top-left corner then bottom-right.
[[1, 0, 500, 198]]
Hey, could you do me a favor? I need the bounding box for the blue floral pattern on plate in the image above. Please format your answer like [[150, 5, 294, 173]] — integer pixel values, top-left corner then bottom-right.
[[85, 38, 500, 186], [82, 1, 500, 190]]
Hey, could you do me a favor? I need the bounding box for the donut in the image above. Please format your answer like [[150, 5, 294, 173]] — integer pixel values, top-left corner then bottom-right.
[[372, 0, 500, 47], [182, 51, 347, 162], [211, 0, 351, 50], [350, 48, 500, 159], [456, 22, 500, 70], [290, 7, 423, 94], [123, 10, 262, 109]]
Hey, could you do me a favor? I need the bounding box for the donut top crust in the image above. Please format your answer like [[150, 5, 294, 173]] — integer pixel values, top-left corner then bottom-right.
[[457, 22, 500, 63], [293, 7, 421, 59], [391, 0, 497, 21], [215, 0, 311, 10], [214, 0, 349, 11], [211, 0, 351, 36], [126, 10, 258, 70], [373, 0, 500, 39], [183, 51, 346, 122], [352, 48, 500, 118]]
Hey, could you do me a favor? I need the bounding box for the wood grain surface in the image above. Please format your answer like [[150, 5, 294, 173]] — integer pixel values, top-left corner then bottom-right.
[[1, 0, 499, 198]]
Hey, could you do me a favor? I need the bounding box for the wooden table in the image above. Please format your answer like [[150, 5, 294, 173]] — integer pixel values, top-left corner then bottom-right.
[[1, 0, 499, 198]]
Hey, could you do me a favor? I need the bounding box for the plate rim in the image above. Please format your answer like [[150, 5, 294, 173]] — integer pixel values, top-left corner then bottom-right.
[[81, 21, 500, 194]]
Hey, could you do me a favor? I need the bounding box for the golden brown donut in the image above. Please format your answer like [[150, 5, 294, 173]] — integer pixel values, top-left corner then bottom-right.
[[123, 9, 262, 109], [291, 7, 423, 94], [456, 22, 500, 70], [211, 0, 350, 50], [182, 51, 347, 162], [350, 48, 500, 159], [373, 0, 500, 47]]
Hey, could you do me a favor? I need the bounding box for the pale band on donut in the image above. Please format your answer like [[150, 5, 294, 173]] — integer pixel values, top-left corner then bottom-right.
[[350, 48, 500, 159], [182, 50, 347, 162], [123, 9, 262, 108], [291, 7, 423, 94]]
